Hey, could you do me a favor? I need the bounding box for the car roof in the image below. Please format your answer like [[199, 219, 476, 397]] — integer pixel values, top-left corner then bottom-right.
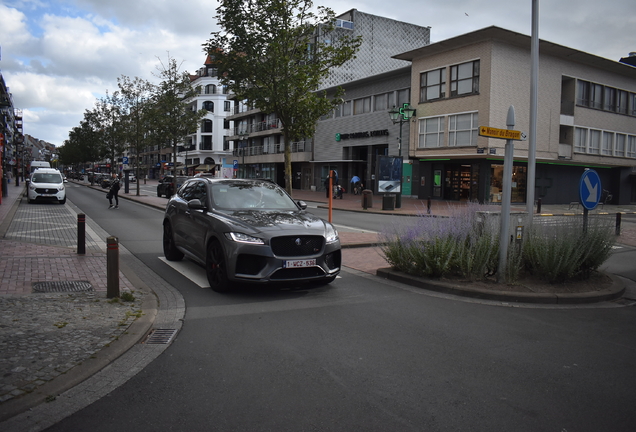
[[32, 168, 61, 174]]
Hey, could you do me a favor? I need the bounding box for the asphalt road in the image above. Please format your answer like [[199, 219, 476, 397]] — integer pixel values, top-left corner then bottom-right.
[[44, 184, 636, 432]]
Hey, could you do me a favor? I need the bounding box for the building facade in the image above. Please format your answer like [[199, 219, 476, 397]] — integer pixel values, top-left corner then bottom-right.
[[226, 9, 431, 190], [394, 26, 636, 205]]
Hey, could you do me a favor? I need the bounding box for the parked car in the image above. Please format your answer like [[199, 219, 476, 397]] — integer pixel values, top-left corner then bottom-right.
[[157, 175, 189, 197], [27, 168, 66, 204], [129, 173, 137, 183], [162, 178, 341, 292]]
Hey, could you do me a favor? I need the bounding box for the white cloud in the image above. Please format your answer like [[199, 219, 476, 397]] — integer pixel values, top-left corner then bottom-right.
[[1, 0, 634, 146]]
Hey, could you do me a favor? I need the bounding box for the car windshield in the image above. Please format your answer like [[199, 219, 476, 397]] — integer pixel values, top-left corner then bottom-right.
[[32, 173, 63, 183], [211, 182, 298, 210]]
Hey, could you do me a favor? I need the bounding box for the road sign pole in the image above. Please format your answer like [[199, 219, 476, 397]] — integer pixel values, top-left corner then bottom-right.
[[497, 106, 516, 283]]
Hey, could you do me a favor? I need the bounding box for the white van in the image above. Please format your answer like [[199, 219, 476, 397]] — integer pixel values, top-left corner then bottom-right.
[[30, 161, 51, 173]]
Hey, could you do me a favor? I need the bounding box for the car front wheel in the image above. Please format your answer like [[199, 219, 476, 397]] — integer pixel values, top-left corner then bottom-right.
[[206, 239, 231, 292], [163, 221, 184, 261]]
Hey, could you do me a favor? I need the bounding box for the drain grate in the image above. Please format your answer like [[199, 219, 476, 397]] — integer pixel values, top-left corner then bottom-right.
[[143, 329, 178, 345], [33, 281, 94, 293]]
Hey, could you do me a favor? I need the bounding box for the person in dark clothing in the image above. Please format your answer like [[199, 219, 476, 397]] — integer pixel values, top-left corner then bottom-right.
[[108, 174, 120, 208], [324, 177, 330, 198]]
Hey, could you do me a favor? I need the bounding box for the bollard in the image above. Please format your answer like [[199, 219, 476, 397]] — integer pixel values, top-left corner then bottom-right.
[[536, 198, 542, 214], [616, 212, 622, 236], [427, 196, 431, 215], [77, 213, 86, 255], [107, 236, 120, 298]]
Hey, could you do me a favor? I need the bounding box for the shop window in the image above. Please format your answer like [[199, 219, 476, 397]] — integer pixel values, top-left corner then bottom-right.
[[490, 165, 527, 203]]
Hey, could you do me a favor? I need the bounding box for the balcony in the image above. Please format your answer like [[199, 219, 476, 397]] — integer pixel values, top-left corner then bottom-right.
[[232, 119, 281, 137]]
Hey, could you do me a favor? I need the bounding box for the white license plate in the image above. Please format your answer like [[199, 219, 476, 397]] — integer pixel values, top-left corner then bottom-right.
[[283, 259, 316, 268]]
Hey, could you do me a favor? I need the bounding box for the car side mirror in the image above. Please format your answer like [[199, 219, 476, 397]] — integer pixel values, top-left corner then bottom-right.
[[188, 199, 206, 210], [297, 200, 307, 210]]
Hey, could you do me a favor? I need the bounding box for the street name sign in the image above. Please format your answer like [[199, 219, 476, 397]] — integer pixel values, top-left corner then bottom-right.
[[579, 169, 601, 210], [479, 126, 527, 141]]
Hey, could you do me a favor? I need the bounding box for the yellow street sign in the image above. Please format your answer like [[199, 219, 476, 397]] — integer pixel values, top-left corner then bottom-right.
[[479, 126, 527, 141]]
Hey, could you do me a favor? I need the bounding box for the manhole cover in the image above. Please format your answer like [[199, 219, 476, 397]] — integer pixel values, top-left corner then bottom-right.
[[32, 281, 94, 293]]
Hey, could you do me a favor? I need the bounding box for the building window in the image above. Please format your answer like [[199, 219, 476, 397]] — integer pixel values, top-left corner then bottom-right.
[[420, 68, 446, 102], [448, 112, 478, 147], [418, 116, 445, 148], [577, 81, 589, 106], [617, 90, 628, 114], [574, 127, 587, 153], [397, 89, 410, 106], [353, 97, 371, 115], [628, 136, 636, 158], [450, 60, 479, 97], [205, 84, 216, 94], [203, 101, 214, 112], [374, 92, 394, 111], [342, 100, 352, 116], [603, 87, 617, 112], [602, 132, 613, 155], [223, 85, 229, 94], [223, 119, 230, 129], [589, 129, 601, 154], [202, 119, 213, 133], [589, 83, 603, 110], [224, 101, 231, 112], [615, 134, 626, 156]]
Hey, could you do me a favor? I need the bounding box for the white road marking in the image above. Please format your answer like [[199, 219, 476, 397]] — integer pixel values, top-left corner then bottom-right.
[[158, 257, 209, 288]]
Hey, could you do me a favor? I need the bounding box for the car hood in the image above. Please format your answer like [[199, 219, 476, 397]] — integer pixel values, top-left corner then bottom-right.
[[219, 209, 330, 234]]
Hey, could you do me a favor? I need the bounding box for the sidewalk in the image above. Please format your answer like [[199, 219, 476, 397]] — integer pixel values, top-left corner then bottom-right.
[[0, 179, 634, 428]]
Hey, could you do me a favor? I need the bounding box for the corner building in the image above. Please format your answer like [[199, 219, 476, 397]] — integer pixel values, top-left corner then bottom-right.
[[394, 26, 636, 205]]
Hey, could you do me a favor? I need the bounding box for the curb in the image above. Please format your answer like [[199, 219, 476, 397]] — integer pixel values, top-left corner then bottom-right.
[[376, 268, 626, 304]]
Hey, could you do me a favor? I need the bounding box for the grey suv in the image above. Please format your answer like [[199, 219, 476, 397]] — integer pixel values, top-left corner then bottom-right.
[[162, 178, 341, 292]]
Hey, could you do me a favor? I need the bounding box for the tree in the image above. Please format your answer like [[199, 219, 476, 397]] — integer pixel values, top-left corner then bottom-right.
[[151, 54, 207, 194], [117, 75, 155, 196], [203, 0, 361, 195], [92, 91, 127, 176]]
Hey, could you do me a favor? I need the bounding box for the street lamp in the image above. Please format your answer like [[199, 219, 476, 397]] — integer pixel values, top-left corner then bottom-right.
[[388, 103, 416, 208], [237, 130, 249, 178]]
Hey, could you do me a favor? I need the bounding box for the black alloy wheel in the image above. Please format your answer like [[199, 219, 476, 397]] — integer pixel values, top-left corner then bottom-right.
[[206, 239, 231, 292], [163, 221, 184, 261]]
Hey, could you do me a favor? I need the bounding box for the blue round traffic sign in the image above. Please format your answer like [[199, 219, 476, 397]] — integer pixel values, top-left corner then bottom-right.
[[579, 169, 601, 210]]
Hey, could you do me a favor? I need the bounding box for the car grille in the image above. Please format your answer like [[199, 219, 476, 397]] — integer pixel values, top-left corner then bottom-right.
[[270, 236, 324, 257], [35, 188, 58, 194], [270, 267, 326, 280]]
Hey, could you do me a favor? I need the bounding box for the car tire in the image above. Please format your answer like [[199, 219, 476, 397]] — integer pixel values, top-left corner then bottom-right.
[[206, 239, 231, 293], [163, 222, 184, 261], [59, 197, 66, 205], [157, 189, 162, 197]]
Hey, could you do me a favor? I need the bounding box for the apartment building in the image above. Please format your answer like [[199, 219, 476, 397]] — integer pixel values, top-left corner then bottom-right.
[[226, 9, 431, 188], [393, 26, 636, 205]]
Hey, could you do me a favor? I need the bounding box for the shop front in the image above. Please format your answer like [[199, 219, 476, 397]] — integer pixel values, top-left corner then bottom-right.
[[417, 159, 528, 204]]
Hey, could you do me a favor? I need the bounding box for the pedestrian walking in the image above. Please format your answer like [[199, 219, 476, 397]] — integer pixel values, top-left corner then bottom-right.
[[107, 174, 120, 208]]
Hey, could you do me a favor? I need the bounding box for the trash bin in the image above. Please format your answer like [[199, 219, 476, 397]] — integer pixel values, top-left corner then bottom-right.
[[361, 189, 373, 209], [382, 193, 396, 211]]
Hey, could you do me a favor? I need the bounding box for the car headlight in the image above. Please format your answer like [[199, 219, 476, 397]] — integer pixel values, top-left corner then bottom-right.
[[325, 223, 339, 244], [225, 232, 265, 244], [58, 185, 65, 191]]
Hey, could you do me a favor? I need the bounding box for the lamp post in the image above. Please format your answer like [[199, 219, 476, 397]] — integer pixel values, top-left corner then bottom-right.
[[238, 130, 249, 178], [388, 103, 416, 209]]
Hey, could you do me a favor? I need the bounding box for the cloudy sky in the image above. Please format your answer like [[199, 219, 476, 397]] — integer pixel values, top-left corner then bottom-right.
[[1, 0, 634, 146]]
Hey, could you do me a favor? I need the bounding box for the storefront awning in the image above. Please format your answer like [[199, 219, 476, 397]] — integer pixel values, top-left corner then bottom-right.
[[195, 164, 216, 171]]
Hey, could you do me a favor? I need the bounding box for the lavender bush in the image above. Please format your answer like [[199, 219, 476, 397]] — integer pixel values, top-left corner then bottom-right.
[[380, 204, 615, 284]]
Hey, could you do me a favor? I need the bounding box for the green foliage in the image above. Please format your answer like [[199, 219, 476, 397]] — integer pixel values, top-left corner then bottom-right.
[[204, 0, 361, 194], [523, 216, 615, 283], [380, 209, 616, 284]]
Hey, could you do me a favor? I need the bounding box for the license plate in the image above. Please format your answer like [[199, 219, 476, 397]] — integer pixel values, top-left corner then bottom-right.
[[283, 259, 316, 268]]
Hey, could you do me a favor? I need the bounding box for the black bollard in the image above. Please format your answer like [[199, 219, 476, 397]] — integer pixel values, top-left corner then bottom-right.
[[616, 212, 622, 236], [536, 198, 542, 214], [77, 213, 86, 255], [107, 236, 120, 298], [427, 196, 431, 215]]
